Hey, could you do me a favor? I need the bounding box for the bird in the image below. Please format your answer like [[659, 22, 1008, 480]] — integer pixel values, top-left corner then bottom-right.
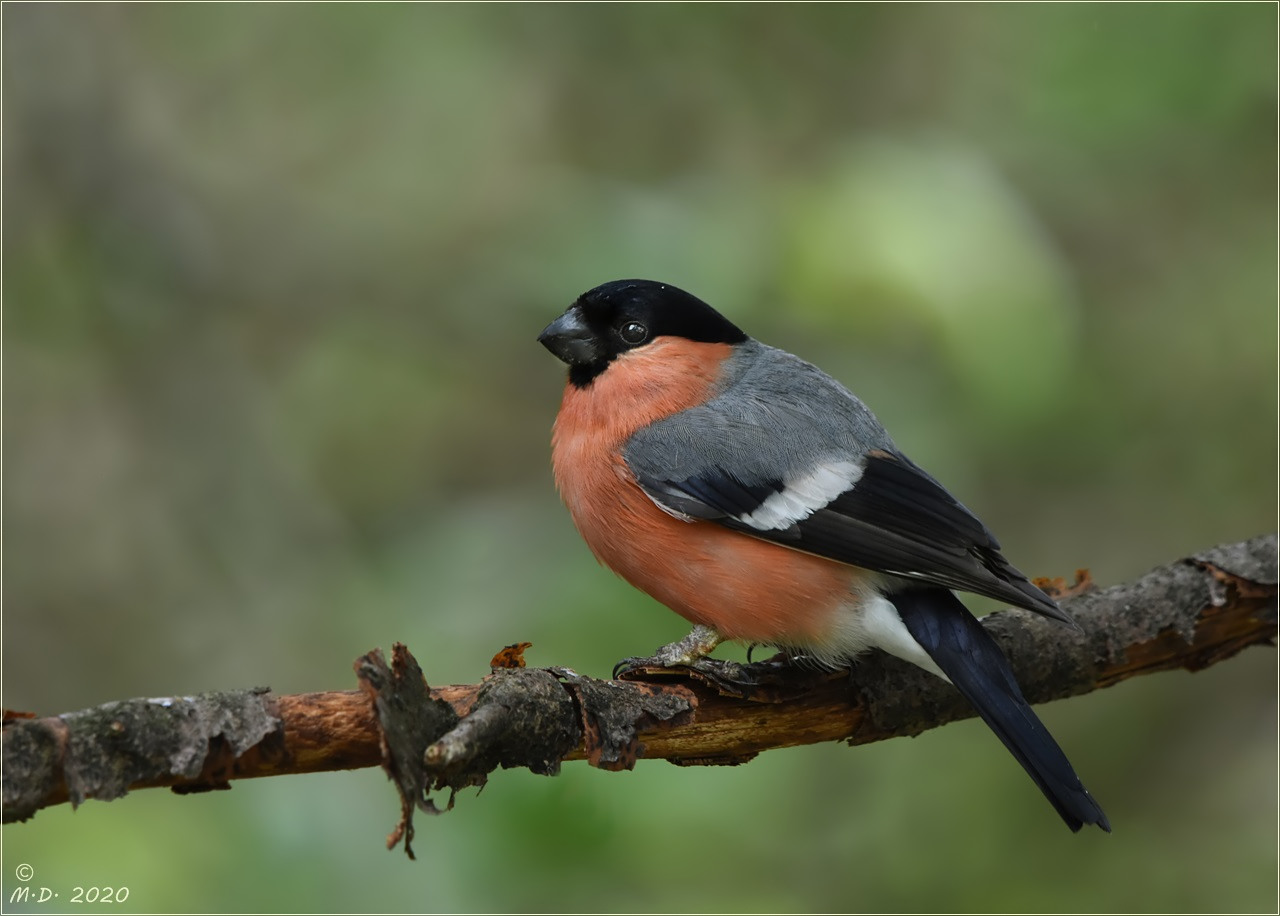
[[538, 278, 1109, 833]]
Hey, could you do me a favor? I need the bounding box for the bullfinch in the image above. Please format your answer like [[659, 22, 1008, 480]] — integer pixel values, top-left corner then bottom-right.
[[539, 279, 1109, 833]]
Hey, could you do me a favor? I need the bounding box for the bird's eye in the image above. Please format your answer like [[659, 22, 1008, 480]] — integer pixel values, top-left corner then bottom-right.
[[618, 321, 649, 345]]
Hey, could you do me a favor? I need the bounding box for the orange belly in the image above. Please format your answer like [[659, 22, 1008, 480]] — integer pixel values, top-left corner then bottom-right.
[[550, 338, 860, 644]]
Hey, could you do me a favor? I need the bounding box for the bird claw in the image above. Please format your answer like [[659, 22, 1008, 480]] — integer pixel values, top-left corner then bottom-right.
[[612, 624, 724, 679], [611, 655, 659, 679]]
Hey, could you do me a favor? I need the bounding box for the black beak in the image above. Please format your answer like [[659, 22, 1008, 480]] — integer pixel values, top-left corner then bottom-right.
[[538, 307, 601, 367]]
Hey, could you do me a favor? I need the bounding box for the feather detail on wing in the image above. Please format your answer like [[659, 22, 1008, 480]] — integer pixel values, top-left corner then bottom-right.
[[632, 448, 1071, 625]]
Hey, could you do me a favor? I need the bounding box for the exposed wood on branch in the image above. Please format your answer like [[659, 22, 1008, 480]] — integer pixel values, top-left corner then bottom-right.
[[4, 534, 1276, 847]]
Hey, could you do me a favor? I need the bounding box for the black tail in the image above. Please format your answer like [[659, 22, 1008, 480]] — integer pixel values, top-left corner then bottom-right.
[[893, 588, 1111, 833]]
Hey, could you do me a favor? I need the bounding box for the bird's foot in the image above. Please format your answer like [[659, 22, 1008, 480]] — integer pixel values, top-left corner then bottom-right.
[[613, 624, 724, 678]]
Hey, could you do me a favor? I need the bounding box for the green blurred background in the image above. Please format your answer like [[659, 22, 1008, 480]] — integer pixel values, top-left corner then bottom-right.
[[5, 4, 1276, 913]]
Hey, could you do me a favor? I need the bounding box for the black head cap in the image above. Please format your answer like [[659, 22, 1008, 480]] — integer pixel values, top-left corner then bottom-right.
[[538, 279, 747, 387]]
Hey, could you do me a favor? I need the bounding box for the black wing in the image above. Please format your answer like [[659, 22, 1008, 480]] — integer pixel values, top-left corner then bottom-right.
[[634, 448, 1071, 625]]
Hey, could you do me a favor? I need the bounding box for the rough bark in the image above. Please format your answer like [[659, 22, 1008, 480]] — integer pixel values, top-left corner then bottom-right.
[[4, 534, 1275, 853]]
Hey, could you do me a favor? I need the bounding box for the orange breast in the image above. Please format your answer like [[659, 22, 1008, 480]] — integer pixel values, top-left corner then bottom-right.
[[551, 338, 859, 644]]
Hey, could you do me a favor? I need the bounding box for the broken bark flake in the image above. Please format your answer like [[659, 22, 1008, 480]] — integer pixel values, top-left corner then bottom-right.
[[564, 675, 693, 771], [1191, 533, 1278, 586], [354, 643, 459, 859], [1176, 536, 1277, 616], [55, 689, 279, 808], [452, 667, 580, 777]]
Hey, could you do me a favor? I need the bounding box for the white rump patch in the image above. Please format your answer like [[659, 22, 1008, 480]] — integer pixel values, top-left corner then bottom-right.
[[858, 595, 948, 680], [803, 593, 949, 682], [736, 460, 863, 531]]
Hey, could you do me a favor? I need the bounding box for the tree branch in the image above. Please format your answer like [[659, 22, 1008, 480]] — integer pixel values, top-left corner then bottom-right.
[[5, 534, 1275, 850]]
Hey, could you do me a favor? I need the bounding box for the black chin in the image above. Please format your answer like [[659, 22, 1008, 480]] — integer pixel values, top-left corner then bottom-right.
[[567, 363, 606, 388]]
